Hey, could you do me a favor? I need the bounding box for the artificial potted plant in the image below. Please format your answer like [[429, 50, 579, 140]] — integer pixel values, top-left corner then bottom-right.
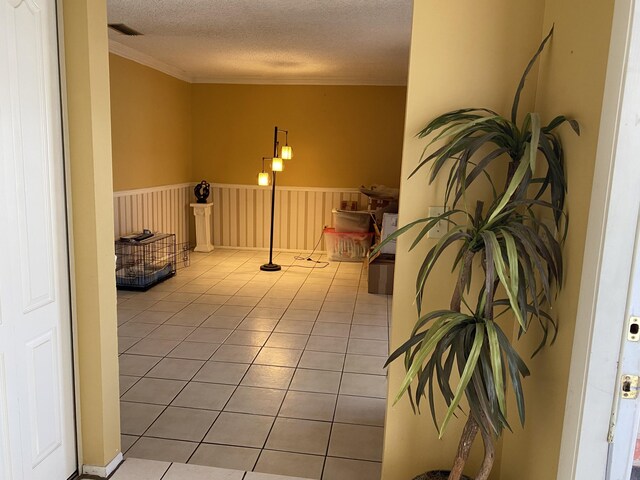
[[376, 27, 578, 480]]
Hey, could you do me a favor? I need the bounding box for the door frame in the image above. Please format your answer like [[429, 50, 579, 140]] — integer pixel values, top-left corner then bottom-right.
[[54, 1, 125, 476], [54, 0, 83, 474], [556, 0, 640, 477]]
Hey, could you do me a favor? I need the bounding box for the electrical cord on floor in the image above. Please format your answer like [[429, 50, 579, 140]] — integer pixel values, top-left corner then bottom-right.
[[278, 227, 330, 269]]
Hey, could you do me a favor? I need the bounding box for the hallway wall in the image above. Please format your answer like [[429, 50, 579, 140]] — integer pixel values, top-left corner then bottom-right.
[[191, 84, 406, 189], [109, 54, 193, 192], [498, 0, 616, 478], [382, 1, 544, 478]]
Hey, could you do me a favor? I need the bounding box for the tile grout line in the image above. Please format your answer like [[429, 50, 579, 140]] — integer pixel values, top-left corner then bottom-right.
[[120, 251, 260, 456], [249, 258, 338, 478], [183, 251, 314, 470], [319, 260, 364, 479], [118, 249, 387, 477]]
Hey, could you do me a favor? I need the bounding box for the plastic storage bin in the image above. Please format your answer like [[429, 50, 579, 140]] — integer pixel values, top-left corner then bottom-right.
[[324, 228, 374, 262], [332, 209, 372, 233]]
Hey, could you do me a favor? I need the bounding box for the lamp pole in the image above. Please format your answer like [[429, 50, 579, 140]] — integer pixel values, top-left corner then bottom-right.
[[260, 126, 282, 271]]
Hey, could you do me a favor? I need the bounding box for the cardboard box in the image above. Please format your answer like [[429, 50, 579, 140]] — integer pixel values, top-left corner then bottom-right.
[[368, 254, 395, 295], [380, 213, 398, 255]]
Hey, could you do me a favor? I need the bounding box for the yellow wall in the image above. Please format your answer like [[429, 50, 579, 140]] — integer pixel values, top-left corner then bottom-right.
[[109, 61, 406, 191], [63, 0, 121, 468], [191, 84, 406, 188], [498, 0, 615, 478], [109, 54, 192, 191], [382, 1, 544, 479]]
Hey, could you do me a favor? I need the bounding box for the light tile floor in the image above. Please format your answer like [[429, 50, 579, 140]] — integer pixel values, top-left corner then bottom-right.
[[108, 457, 310, 480], [116, 249, 390, 480]]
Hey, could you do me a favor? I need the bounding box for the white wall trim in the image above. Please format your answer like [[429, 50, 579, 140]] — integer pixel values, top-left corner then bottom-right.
[[211, 182, 363, 194], [82, 452, 123, 477], [109, 40, 192, 83], [191, 75, 407, 86], [556, 0, 640, 478], [113, 182, 194, 198], [113, 183, 192, 245], [114, 182, 363, 196], [214, 245, 325, 254]]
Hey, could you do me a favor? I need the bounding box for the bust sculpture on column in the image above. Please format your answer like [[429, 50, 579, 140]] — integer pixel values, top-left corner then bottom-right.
[[194, 180, 210, 204], [191, 180, 214, 252]]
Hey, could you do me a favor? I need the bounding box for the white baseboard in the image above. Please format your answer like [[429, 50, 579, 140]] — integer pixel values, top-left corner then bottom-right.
[[213, 245, 327, 254], [82, 452, 123, 477]]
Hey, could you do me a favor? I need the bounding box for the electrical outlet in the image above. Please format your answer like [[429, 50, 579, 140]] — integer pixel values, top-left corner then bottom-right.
[[428, 206, 446, 239]]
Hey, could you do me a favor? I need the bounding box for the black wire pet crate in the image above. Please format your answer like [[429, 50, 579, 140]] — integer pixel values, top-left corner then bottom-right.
[[115, 232, 190, 290]]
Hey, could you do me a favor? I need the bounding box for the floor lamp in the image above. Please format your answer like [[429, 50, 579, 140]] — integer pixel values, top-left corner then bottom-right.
[[258, 126, 292, 272]]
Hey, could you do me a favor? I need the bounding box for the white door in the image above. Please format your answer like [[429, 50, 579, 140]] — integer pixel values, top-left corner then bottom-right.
[[0, 1, 77, 479], [606, 216, 640, 480]]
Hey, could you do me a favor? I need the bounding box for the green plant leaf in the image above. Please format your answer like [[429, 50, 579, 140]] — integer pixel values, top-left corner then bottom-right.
[[527, 113, 541, 171], [370, 217, 431, 256], [486, 157, 531, 225], [543, 115, 580, 135], [481, 231, 525, 329], [409, 210, 466, 251], [511, 26, 554, 123], [415, 228, 469, 312], [485, 320, 506, 416], [495, 324, 530, 425], [501, 229, 520, 306], [439, 323, 485, 437]]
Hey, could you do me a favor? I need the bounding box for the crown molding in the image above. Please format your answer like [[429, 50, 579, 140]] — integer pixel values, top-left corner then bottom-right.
[[108, 40, 407, 86], [191, 75, 407, 86], [108, 39, 192, 83]]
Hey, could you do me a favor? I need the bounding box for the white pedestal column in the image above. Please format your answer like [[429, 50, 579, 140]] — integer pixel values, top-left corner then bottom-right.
[[191, 203, 214, 252]]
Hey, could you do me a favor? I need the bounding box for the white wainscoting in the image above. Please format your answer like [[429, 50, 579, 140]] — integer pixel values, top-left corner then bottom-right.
[[212, 183, 368, 251], [113, 183, 192, 245]]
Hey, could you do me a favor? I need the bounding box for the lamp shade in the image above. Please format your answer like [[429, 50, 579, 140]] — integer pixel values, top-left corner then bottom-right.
[[281, 145, 292, 160], [271, 157, 283, 172], [257, 172, 270, 186]]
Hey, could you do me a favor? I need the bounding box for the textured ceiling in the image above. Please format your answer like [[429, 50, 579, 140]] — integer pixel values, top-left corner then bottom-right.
[[106, 0, 413, 85]]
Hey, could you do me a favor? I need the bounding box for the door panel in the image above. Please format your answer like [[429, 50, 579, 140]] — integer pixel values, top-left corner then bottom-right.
[[0, 0, 77, 479], [12, 0, 56, 313], [26, 329, 62, 467], [0, 352, 16, 479]]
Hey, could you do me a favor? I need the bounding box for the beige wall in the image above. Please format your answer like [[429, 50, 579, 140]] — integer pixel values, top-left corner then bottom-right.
[[191, 84, 406, 188], [110, 54, 192, 191], [109, 61, 406, 191], [498, 0, 615, 478], [382, 1, 544, 479], [63, 0, 121, 468]]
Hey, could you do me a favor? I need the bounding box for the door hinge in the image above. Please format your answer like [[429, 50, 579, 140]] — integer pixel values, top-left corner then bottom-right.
[[621, 374, 639, 399]]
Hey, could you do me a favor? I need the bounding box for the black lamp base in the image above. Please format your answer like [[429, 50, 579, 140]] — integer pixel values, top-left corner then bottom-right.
[[260, 263, 281, 272]]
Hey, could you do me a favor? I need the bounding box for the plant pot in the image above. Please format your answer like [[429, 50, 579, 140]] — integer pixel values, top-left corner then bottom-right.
[[412, 471, 472, 480]]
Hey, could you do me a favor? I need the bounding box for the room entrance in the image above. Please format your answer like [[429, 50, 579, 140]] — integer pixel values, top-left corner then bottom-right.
[[0, 0, 77, 478]]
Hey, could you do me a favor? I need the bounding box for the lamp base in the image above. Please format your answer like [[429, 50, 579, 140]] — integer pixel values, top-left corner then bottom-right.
[[260, 263, 281, 272]]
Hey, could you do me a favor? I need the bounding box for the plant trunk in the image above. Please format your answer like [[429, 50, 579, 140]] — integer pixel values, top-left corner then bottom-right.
[[447, 199, 496, 480], [446, 415, 496, 480], [476, 420, 496, 480], [448, 416, 479, 480]]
